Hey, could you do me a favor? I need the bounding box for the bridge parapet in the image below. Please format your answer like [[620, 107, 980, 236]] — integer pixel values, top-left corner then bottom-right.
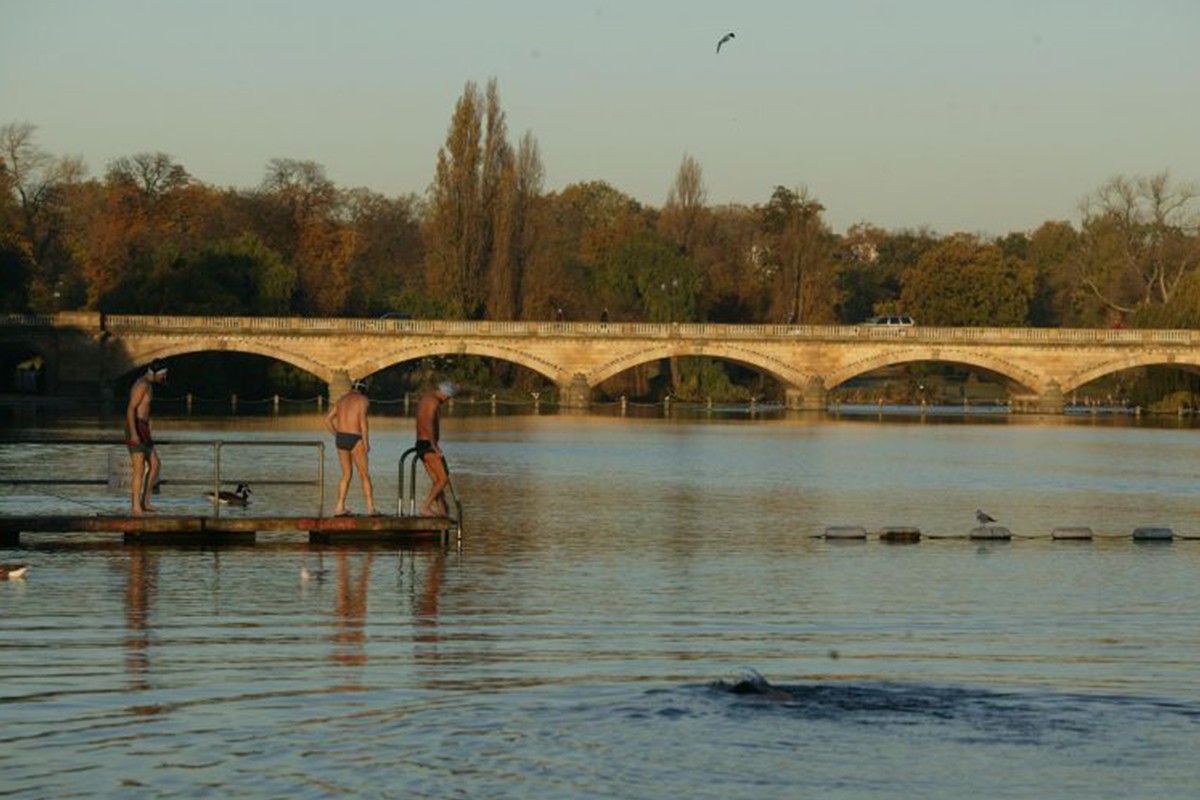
[[81, 315, 1200, 346], [5, 314, 1200, 412]]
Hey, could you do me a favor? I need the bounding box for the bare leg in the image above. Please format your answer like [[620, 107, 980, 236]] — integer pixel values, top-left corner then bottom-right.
[[334, 448, 353, 514], [420, 456, 448, 517], [142, 450, 162, 512], [350, 444, 377, 514], [130, 452, 146, 515]]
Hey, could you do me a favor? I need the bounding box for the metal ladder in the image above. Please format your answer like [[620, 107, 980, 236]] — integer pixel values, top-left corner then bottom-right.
[[398, 447, 463, 540]]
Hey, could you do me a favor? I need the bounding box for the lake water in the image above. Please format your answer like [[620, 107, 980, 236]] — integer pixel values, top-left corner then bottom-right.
[[2, 409, 1200, 799]]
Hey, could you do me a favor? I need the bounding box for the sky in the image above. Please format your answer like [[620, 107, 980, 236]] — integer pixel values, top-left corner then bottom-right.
[[2, 0, 1198, 235]]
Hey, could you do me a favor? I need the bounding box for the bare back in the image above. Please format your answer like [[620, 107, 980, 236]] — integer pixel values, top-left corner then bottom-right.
[[327, 391, 369, 436]]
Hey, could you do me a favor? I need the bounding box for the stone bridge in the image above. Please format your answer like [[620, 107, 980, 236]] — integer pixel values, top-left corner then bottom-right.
[[4, 311, 1200, 412]]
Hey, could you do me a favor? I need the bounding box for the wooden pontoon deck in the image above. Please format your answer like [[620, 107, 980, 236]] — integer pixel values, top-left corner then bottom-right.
[[0, 513, 458, 545]]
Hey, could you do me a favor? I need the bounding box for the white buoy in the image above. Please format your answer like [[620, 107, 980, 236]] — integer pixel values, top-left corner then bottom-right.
[[970, 525, 1012, 540], [824, 525, 867, 540], [1052, 526, 1093, 540], [1132, 526, 1173, 541]]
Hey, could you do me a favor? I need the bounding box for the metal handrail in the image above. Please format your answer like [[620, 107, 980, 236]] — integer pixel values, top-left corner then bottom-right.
[[0, 438, 326, 517], [396, 447, 462, 538]]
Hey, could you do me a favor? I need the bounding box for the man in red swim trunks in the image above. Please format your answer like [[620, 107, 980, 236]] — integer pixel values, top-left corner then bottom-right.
[[126, 359, 168, 516], [324, 379, 378, 516]]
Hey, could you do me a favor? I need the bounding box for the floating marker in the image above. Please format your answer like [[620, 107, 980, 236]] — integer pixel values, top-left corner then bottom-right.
[[1052, 526, 1093, 540], [970, 525, 1012, 540], [879, 526, 921, 543], [1132, 526, 1173, 541], [824, 525, 867, 540]]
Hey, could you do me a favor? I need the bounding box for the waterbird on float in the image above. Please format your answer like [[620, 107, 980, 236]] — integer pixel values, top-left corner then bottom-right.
[[975, 509, 997, 524], [205, 483, 251, 506], [1, 563, 29, 580]]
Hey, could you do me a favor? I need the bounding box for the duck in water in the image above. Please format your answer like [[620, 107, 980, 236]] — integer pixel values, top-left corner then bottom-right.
[[205, 483, 251, 506]]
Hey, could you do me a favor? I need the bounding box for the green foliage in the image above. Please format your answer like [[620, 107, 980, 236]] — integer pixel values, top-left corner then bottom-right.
[[599, 229, 697, 322], [100, 235, 294, 315], [900, 234, 1036, 326], [672, 358, 751, 402]]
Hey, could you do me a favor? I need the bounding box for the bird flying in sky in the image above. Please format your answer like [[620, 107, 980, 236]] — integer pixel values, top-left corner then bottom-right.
[[716, 32, 735, 53]]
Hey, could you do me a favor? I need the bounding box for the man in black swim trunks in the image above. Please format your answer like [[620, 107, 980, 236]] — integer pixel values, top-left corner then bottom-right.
[[415, 381, 454, 516], [324, 379, 379, 516], [126, 359, 168, 516]]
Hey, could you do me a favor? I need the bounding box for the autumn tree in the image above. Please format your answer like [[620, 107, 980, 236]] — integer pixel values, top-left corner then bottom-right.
[[256, 158, 353, 315], [424, 79, 511, 318], [899, 234, 1036, 326], [487, 130, 543, 319], [341, 189, 426, 316], [0, 122, 86, 311], [1025, 221, 1080, 326], [660, 154, 706, 256], [756, 186, 838, 324], [1073, 173, 1200, 324]]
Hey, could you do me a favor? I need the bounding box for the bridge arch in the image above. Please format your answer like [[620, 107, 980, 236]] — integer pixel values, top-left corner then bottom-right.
[[825, 347, 1043, 396], [1062, 351, 1200, 394], [587, 342, 810, 389], [351, 339, 567, 385], [114, 340, 333, 384]]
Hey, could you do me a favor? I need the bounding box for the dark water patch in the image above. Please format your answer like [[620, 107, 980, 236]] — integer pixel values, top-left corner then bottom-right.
[[708, 673, 1200, 748]]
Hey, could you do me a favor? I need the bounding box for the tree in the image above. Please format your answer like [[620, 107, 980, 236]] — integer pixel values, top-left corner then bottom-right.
[[1025, 221, 1080, 326], [341, 189, 426, 316], [256, 158, 352, 315], [487, 130, 542, 319], [1073, 173, 1200, 323], [660, 154, 706, 256], [425, 80, 494, 318], [0, 122, 86, 310], [899, 234, 1036, 326], [756, 186, 838, 324], [107, 152, 190, 198]]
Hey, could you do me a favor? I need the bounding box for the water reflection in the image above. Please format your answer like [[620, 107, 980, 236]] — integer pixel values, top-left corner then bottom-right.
[[123, 547, 157, 691], [331, 550, 374, 672]]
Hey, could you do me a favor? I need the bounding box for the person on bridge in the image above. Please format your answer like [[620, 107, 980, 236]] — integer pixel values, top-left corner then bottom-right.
[[325, 379, 379, 517], [125, 359, 168, 516], [415, 381, 455, 517]]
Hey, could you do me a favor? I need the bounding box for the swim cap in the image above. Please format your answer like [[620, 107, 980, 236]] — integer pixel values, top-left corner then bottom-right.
[[351, 379, 369, 392], [148, 359, 168, 378], [438, 381, 456, 398]]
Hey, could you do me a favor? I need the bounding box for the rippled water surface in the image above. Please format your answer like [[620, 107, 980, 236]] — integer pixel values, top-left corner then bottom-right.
[[2, 410, 1200, 798]]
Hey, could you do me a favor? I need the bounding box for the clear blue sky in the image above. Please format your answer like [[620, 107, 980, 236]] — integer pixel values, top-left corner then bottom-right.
[[3, 0, 1198, 234]]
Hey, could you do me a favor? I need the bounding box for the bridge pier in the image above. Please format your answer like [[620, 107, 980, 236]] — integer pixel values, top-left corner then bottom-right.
[[786, 377, 827, 411], [558, 373, 591, 410], [327, 370, 352, 403], [1012, 380, 1065, 414]]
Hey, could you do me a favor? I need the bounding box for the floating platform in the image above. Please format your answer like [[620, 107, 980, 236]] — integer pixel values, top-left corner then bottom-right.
[[1132, 526, 1173, 542], [878, 526, 921, 543], [970, 524, 1012, 540], [1051, 526, 1093, 540], [824, 525, 868, 540], [0, 513, 458, 546]]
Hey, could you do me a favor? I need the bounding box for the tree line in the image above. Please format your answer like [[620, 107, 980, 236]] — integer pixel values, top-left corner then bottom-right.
[[3, 79, 1200, 402]]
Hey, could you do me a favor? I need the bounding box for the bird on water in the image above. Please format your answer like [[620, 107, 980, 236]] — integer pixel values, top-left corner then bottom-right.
[[205, 483, 252, 506], [975, 509, 997, 524], [1, 563, 29, 580]]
